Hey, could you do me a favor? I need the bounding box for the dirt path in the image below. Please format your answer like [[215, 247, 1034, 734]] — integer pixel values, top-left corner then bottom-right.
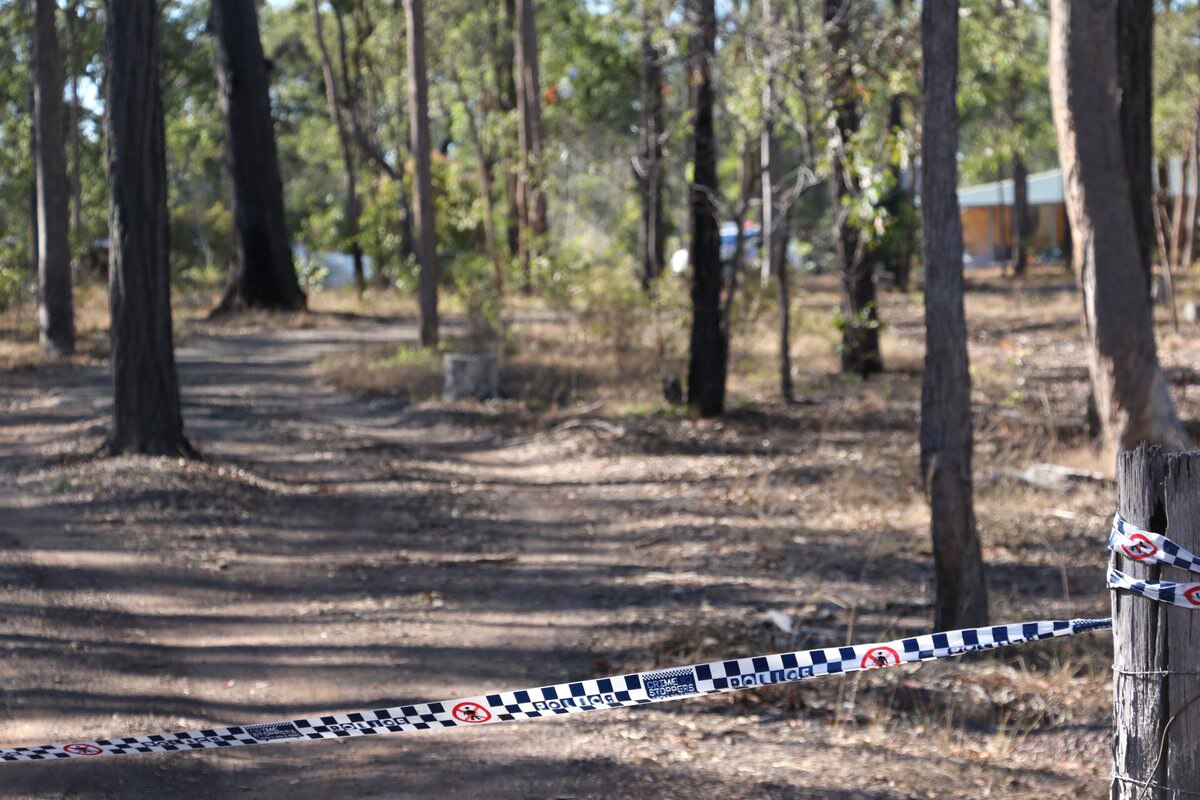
[[1, 320, 1114, 799]]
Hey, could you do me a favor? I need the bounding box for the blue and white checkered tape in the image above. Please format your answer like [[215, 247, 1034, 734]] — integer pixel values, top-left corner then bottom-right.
[[0, 617, 1111, 763], [1109, 568, 1200, 609], [1109, 514, 1200, 575], [1107, 514, 1200, 607], [9, 512, 1198, 765]]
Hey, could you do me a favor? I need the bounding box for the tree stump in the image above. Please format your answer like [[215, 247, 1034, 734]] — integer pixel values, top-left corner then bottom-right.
[[1113, 445, 1200, 798], [442, 353, 498, 401]]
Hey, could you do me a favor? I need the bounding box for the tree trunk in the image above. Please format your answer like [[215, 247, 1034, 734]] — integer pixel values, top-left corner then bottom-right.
[[920, 0, 988, 630], [497, 0, 518, 112], [451, 70, 505, 293], [1011, 153, 1029, 276], [759, 0, 777, 291], [1112, 446, 1200, 799], [498, 0, 520, 265], [880, 0, 913, 294], [33, 0, 75, 356], [685, 0, 725, 418], [103, 0, 192, 457], [881, 96, 913, 293], [514, 0, 547, 292], [1049, 0, 1188, 458], [777, 220, 794, 402], [66, 0, 83, 246], [1179, 113, 1200, 276], [1117, 0, 1155, 291], [826, 0, 881, 378], [211, 0, 306, 313], [391, 0, 415, 267], [23, 0, 37, 273], [405, 0, 438, 348], [638, 19, 665, 291], [311, 0, 365, 296]]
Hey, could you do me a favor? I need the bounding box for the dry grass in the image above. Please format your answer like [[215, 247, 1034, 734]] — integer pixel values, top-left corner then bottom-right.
[[7, 261, 1200, 797]]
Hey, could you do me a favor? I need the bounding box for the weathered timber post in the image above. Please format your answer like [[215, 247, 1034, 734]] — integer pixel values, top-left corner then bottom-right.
[[1113, 444, 1200, 798]]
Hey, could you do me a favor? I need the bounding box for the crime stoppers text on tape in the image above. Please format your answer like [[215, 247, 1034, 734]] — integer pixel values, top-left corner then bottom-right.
[[0, 617, 1111, 763]]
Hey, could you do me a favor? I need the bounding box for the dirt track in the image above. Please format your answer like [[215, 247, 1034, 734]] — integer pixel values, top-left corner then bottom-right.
[[1, 318, 1115, 799]]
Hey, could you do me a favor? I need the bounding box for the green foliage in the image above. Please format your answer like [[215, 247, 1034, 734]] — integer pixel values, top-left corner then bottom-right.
[[360, 174, 410, 287], [448, 252, 502, 349], [1154, 4, 1200, 159], [832, 302, 883, 359], [958, 0, 1057, 184], [0, 263, 28, 311]]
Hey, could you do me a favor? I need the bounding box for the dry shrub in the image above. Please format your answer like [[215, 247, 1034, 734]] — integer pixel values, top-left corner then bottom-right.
[[319, 345, 443, 401]]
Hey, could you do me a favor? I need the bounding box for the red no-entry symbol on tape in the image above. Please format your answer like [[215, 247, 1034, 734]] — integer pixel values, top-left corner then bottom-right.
[[1183, 585, 1200, 607], [860, 646, 900, 670], [1121, 533, 1158, 561], [63, 743, 102, 756], [451, 702, 492, 723]]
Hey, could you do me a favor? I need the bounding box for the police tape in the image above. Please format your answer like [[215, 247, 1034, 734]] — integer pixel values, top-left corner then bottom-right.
[[1108, 568, 1200, 608], [3, 514, 1193, 764], [1109, 515, 1200, 574], [1107, 514, 1200, 607], [0, 617, 1113, 763]]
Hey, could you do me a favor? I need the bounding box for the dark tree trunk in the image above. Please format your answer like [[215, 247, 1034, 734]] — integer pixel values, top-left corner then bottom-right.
[[1011, 153, 1029, 276], [391, 0, 415, 266], [776, 220, 794, 402], [515, 0, 547, 292], [406, 0, 438, 348], [880, 0, 913, 294], [33, 0, 75, 355], [498, 0, 520, 265], [66, 0, 83, 245], [920, 0, 988, 630], [497, 0, 518, 112], [638, 20, 665, 291], [1117, 0, 1155, 291], [881, 92, 913, 293], [1050, 0, 1187, 458], [826, 0, 881, 378], [685, 0, 725, 418], [211, 0, 306, 313], [103, 0, 192, 457]]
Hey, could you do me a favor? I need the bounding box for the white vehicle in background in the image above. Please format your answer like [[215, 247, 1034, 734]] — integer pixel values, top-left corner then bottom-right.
[[292, 243, 374, 289], [673, 220, 816, 275]]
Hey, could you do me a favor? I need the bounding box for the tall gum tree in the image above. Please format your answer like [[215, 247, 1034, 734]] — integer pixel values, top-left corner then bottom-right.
[[514, 0, 547, 291], [1049, 0, 1188, 459], [920, 0, 988, 629], [637, 11, 665, 291], [405, 0, 438, 348], [685, 0, 725, 418], [32, 0, 75, 355], [210, 0, 307, 313], [104, 0, 193, 457], [311, 0, 366, 296], [825, 0, 881, 378]]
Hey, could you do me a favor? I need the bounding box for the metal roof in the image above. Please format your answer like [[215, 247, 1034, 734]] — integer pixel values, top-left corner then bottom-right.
[[957, 168, 1064, 208], [958, 160, 1197, 208]]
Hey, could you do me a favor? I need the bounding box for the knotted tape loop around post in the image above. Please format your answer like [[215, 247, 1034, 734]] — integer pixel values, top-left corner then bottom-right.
[[1108, 568, 1200, 609], [1108, 514, 1200, 609], [1109, 514, 1200, 575]]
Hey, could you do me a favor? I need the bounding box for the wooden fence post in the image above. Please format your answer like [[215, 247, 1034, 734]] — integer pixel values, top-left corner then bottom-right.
[[1113, 444, 1200, 798]]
